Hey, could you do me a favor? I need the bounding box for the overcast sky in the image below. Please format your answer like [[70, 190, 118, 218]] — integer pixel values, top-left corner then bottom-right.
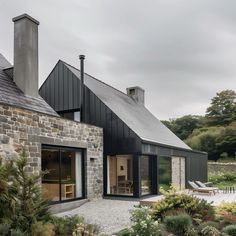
[[1, 0, 236, 120]]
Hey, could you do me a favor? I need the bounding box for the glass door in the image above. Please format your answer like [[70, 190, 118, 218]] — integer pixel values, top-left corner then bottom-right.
[[42, 146, 83, 203]]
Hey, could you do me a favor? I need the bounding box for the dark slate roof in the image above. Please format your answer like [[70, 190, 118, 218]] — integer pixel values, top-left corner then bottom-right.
[[63, 62, 191, 150], [0, 54, 58, 116]]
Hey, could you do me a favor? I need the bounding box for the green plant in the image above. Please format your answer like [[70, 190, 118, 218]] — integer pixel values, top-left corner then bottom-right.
[[0, 223, 10, 236], [31, 221, 55, 236], [49, 216, 84, 235], [124, 206, 161, 236], [0, 150, 50, 235], [200, 225, 221, 236], [198, 221, 220, 235], [184, 226, 198, 236], [217, 202, 236, 216], [222, 225, 236, 235], [152, 187, 215, 222], [164, 213, 192, 236], [72, 222, 98, 236]]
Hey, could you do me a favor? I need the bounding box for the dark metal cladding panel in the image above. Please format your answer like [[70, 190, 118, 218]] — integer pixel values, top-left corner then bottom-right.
[[186, 152, 208, 187], [68, 69, 73, 110], [58, 62, 64, 111], [54, 65, 59, 111]]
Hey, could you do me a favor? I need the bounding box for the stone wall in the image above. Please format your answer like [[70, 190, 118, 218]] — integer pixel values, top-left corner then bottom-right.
[[172, 157, 186, 189], [0, 104, 103, 199], [208, 162, 236, 173]]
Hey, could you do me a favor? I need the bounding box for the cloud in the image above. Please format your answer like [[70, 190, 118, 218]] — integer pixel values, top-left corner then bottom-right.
[[0, 0, 236, 119]]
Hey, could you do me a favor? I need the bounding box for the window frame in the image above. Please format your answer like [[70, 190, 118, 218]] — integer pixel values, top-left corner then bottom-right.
[[41, 144, 85, 204]]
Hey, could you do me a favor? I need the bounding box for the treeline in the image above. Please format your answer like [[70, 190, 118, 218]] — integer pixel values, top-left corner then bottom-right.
[[162, 90, 236, 161]]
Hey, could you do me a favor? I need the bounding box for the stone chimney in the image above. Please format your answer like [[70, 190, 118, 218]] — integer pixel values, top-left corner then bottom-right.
[[12, 14, 39, 97], [126, 86, 145, 105]]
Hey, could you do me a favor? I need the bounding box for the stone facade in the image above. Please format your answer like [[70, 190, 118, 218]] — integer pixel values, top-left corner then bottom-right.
[[171, 156, 186, 189], [208, 162, 236, 173], [0, 104, 103, 199]]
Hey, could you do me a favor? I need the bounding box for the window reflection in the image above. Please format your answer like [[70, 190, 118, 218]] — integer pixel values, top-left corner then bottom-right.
[[158, 156, 171, 191], [140, 156, 152, 195]]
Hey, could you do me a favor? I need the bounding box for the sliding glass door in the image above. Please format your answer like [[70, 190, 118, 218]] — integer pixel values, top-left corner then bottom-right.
[[42, 146, 84, 203]]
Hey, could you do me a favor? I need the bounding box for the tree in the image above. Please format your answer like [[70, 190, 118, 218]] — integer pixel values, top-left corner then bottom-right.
[[0, 150, 51, 235], [216, 122, 236, 158], [162, 115, 204, 140], [186, 126, 224, 160], [206, 90, 236, 126]]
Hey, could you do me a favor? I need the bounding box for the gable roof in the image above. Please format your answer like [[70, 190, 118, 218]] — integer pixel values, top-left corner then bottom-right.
[[63, 61, 191, 150], [0, 54, 58, 116]]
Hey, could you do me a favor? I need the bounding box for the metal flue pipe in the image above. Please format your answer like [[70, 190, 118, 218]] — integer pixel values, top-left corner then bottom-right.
[[79, 55, 85, 122]]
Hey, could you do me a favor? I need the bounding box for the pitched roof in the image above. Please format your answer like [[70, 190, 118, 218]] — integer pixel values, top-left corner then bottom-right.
[[0, 54, 58, 116], [63, 61, 191, 150]]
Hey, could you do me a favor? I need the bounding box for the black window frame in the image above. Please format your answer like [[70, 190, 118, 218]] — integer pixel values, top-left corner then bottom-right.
[[41, 144, 85, 204]]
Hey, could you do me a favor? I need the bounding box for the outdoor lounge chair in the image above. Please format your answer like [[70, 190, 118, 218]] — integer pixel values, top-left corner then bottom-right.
[[188, 181, 216, 195], [195, 181, 220, 193]]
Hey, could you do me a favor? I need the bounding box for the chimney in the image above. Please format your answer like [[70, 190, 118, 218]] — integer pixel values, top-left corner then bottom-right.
[[126, 86, 145, 105], [12, 14, 39, 97]]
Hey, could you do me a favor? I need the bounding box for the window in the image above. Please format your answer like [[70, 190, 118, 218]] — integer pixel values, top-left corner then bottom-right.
[[60, 111, 80, 122], [107, 155, 133, 196], [42, 146, 83, 203], [158, 156, 171, 191], [140, 156, 152, 195]]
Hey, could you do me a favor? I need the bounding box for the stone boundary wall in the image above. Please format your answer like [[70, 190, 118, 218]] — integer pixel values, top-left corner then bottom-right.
[[0, 104, 103, 199], [208, 162, 236, 173]]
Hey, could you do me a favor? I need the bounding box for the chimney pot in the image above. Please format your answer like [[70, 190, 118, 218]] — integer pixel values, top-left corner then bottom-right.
[[12, 13, 39, 97], [126, 86, 145, 105]]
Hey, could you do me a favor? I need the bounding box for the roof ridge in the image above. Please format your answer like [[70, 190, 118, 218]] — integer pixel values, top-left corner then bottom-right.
[[61, 60, 130, 97]]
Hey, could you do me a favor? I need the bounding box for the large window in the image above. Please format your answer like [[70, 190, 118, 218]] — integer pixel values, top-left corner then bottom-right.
[[158, 156, 171, 191], [42, 146, 83, 202], [140, 156, 152, 195], [107, 155, 133, 196]]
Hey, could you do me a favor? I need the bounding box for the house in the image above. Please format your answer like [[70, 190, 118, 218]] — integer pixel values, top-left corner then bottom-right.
[[40, 53, 208, 197], [0, 14, 103, 212]]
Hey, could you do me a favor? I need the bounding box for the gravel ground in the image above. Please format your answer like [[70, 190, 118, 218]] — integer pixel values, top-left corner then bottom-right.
[[56, 199, 139, 235]]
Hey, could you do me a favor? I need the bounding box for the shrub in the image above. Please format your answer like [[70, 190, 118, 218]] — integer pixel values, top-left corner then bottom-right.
[[124, 206, 161, 236], [72, 222, 98, 236], [209, 172, 236, 184], [48, 216, 84, 235], [216, 202, 236, 216], [152, 187, 215, 222], [222, 225, 236, 235], [0, 223, 10, 235], [198, 221, 220, 234], [0, 150, 50, 235], [185, 226, 198, 236], [164, 213, 192, 236], [31, 222, 55, 236], [200, 225, 221, 236]]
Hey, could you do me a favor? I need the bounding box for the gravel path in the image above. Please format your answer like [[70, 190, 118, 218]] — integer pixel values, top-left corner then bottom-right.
[[56, 199, 139, 235]]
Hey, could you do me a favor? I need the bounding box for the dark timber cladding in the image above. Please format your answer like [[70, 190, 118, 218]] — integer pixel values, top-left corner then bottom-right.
[[40, 60, 141, 154]]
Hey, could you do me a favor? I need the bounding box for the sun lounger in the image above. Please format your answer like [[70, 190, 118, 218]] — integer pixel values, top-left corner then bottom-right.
[[188, 181, 216, 195], [195, 181, 220, 193]]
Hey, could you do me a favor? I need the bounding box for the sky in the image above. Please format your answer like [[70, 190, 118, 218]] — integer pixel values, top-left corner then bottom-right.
[[0, 0, 236, 120]]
